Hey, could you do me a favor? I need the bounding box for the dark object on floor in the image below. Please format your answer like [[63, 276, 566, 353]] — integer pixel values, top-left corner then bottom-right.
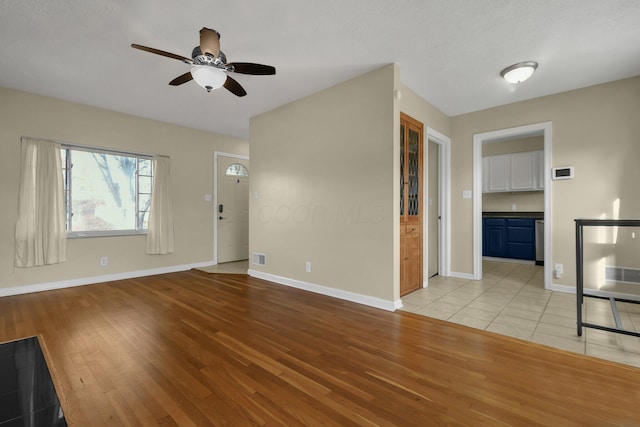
[[0, 336, 67, 426]]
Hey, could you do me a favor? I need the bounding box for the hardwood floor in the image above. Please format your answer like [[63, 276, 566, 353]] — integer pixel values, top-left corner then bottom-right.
[[1, 271, 640, 426]]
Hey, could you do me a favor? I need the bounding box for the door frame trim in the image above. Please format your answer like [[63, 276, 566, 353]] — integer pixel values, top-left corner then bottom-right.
[[425, 127, 451, 281], [472, 122, 552, 288], [213, 151, 250, 265]]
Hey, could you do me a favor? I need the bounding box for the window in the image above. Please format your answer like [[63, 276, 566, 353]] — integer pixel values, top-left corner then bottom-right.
[[225, 163, 249, 177], [61, 147, 153, 237]]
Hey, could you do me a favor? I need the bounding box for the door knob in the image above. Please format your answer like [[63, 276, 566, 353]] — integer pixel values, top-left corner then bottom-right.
[[219, 216, 227, 220]]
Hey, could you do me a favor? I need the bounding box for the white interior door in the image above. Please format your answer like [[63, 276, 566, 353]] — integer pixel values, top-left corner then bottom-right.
[[425, 127, 451, 279], [217, 156, 249, 263], [427, 140, 440, 279]]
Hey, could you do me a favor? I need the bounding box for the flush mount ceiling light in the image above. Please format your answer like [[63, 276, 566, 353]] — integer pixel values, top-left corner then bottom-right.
[[191, 65, 227, 92], [500, 61, 538, 84]]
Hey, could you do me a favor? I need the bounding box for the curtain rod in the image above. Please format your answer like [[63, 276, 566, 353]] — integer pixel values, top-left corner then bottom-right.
[[20, 136, 169, 159]]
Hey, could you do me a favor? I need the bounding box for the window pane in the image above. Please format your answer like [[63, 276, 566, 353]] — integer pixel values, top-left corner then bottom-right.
[[138, 194, 151, 213], [225, 163, 248, 177], [138, 175, 152, 193], [408, 129, 420, 216], [70, 151, 138, 231], [138, 158, 152, 176], [400, 125, 404, 216], [138, 211, 149, 230]]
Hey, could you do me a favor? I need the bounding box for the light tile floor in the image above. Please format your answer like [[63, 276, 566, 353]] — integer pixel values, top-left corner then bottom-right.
[[196, 260, 249, 274], [400, 260, 640, 368]]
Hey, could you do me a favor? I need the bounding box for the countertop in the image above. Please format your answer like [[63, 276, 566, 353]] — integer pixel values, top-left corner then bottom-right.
[[483, 212, 544, 219]]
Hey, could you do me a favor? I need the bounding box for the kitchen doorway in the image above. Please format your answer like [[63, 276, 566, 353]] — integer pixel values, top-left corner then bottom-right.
[[472, 122, 552, 289]]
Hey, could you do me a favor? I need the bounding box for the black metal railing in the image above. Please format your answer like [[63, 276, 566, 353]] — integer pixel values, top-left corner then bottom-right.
[[575, 219, 640, 337]]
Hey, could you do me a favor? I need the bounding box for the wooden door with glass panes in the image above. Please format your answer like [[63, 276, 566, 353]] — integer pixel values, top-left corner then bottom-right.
[[400, 113, 424, 296]]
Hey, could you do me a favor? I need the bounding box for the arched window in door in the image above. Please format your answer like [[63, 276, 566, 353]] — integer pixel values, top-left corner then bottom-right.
[[225, 163, 249, 177]]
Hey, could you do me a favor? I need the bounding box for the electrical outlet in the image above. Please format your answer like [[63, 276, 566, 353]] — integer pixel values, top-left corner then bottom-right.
[[305, 261, 312, 273], [100, 256, 108, 267], [554, 263, 563, 278], [511, 203, 517, 211]]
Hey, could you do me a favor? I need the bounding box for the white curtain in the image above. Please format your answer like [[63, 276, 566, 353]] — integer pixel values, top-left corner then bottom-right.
[[146, 156, 174, 254], [14, 138, 67, 267]]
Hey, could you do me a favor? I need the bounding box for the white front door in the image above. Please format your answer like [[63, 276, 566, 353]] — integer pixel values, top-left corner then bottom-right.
[[217, 156, 249, 263]]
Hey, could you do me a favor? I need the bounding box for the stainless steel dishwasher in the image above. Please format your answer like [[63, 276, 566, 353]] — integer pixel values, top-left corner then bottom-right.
[[535, 220, 544, 265]]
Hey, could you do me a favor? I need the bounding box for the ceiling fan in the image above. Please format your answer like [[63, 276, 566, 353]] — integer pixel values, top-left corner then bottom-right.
[[131, 27, 276, 97]]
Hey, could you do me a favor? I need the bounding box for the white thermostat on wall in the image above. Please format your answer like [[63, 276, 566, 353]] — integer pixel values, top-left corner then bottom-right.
[[552, 166, 574, 180]]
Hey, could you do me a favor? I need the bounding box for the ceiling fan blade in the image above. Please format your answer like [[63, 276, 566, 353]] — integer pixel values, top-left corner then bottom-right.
[[228, 62, 276, 75], [169, 72, 193, 86], [199, 27, 220, 58], [131, 44, 193, 63], [223, 76, 247, 97]]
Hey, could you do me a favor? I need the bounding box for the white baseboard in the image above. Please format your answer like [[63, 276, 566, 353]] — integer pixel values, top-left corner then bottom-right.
[[549, 283, 576, 294], [0, 261, 214, 298], [247, 269, 401, 312], [448, 271, 476, 280], [483, 256, 535, 265]]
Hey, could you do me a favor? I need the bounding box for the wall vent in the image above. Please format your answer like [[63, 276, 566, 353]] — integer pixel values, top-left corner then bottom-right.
[[252, 252, 267, 266], [605, 266, 640, 285]]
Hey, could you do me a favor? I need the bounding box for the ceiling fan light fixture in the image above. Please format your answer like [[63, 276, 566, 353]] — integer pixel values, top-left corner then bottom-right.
[[191, 65, 226, 92], [131, 28, 275, 97], [500, 61, 538, 84]]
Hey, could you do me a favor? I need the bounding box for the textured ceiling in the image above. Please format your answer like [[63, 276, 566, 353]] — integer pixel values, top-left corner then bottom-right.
[[1, 0, 639, 139]]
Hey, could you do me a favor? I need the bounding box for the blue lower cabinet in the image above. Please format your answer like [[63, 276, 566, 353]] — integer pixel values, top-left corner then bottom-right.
[[484, 219, 506, 257], [483, 218, 535, 260], [506, 219, 535, 260]]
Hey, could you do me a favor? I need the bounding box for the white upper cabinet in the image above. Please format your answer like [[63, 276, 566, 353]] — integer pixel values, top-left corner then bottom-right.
[[510, 151, 537, 190], [485, 154, 510, 192], [483, 150, 544, 193], [536, 150, 545, 190]]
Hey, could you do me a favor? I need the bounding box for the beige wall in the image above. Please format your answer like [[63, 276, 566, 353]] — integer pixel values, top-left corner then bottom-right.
[[482, 192, 544, 212], [5, 70, 636, 300], [451, 76, 640, 287], [249, 65, 398, 302], [482, 136, 543, 155], [399, 83, 451, 137], [0, 87, 248, 290], [249, 66, 451, 305]]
